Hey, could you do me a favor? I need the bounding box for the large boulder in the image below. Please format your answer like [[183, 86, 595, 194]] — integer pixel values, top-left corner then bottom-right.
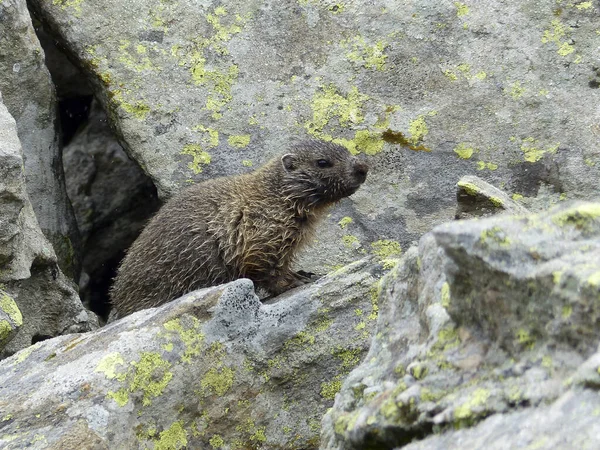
[[0, 257, 383, 448], [0, 94, 97, 357], [0, 0, 81, 279], [27, 0, 600, 273], [322, 201, 600, 449]]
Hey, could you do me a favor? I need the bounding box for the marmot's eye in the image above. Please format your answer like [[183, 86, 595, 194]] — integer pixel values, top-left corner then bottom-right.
[[317, 159, 332, 168]]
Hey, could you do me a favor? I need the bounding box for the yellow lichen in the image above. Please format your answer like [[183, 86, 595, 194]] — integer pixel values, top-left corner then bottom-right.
[[454, 2, 470, 16], [0, 290, 22, 327], [454, 142, 475, 159], [201, 367, 234, 396], [155, 421, 188, 450], [181, 145, 212, 174], [227, 134, 251, 148], [338, 216, 353, 229]]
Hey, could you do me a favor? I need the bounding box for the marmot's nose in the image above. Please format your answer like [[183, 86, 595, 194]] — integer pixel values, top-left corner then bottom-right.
[[353, 160, 369, 183]]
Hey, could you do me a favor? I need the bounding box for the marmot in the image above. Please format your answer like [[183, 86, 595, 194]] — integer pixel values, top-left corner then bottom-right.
[[110, 140, 368, 316]]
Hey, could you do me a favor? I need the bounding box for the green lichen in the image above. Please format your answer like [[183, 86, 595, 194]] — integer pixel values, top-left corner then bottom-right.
[[155, 421, 188, 450], [588, 271, 600, 287], [117, 40, 157, 73], [95, 352, 126, 381], [454, 388, 490, 424], [551, 203, 600, 230], [0, 290, 22, 326], [458, 181, 480, 196], [408, 115, 429, 145], [209, 434, 225, 448], [2, 414, 12, 421], [250, 427, 267, 443], [516, 329, 535, 350], [440, 282, 451, 308], [371, 240, 402, 269], [454, 2, 470, 17], [506, 81, 525, 99], [562, 304, 573, 319], [477, 161, 499, 171], [14, 344, 40, 364], [305, 84, 369, 136], [344, 36, 388, 71], [512, 193, 524, 201], [542, 19, 576, 58], [52, 0, 83, 15], [171, 8, 247, 118], [321, 378, 342, 400], [342, 234, 360, 248], [409, 363, 428, 380], [242, 160, 253, 167], [519, 137, 559, 162], [228, 134, 250, 148], [338, 216, 353, 229], [0, 321, 12, 346], [107, 352, 173, 407], [480, 227, 511, 246], [181, 144, 212, 174], [164, 317, 205, 363], [111, 89, 151, 119], [350, 129, 385, 155], [443, 69, 458, 81], [454, 143, 475, 159], [201, 366, 234, 396], [334, 348, 362, 369]]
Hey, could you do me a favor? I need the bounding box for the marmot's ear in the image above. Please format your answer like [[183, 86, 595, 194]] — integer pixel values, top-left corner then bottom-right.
[[281, 154, 296, 172]]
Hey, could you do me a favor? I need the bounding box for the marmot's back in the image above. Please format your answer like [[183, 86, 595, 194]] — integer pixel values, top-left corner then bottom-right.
[[110, 140, 368, 317]]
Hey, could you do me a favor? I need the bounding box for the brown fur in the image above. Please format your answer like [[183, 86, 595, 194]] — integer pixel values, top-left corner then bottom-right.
[[110, 140, 368, 316]]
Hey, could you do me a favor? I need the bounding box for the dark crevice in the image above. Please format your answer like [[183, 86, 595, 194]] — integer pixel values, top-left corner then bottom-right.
[[33, 23, 160, 322]]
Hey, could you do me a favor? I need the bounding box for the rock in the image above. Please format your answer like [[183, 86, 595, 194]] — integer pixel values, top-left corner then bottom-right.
[[27, 0, 600, 274], [321, 202, 600, 449], [0, 257, 384, 448], [0, 0, 81, 280], [455, 175, 529, 219], [0, 289, 22, 350], [62, 100, 159, 318], [0, 94, 97, 357]]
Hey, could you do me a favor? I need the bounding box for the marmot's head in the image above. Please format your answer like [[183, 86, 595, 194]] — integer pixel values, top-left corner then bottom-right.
[[280, 140, 368, 206]]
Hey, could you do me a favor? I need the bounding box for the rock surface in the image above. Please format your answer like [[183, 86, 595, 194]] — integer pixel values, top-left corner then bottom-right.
[[322, 201, 600, 449], [0, 257, 383, 449], [27, 0, 600, 273], [0, 95, 97, 357], [455, 175, 529, 219], [0, 0, 81, 279]]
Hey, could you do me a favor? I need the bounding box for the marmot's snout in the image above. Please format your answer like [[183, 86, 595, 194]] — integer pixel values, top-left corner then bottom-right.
[[352, 159, 369, 184]]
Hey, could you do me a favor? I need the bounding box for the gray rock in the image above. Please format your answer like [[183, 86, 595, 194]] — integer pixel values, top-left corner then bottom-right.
[[0, 0, 81, 280], [0, 256, 384, 449], [0, 289, 22, 349], [401, 388, 600, 450], [455, 175, 530, 220], [0, 94, 97, 357], [321, 202, 600, 449], [27, 0, 600, 274]]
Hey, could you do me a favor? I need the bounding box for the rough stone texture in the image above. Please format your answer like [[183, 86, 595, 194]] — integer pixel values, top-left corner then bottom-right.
[[0, 257, 384, 449], [0, 288, 22, 350], [0, 0, 81, 279], [62, 99, 159, 317], [455, 175, 529, 220], [27, 0, 600, 273], [0, 95, 97, 357], [321, 202, 600, 449]]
